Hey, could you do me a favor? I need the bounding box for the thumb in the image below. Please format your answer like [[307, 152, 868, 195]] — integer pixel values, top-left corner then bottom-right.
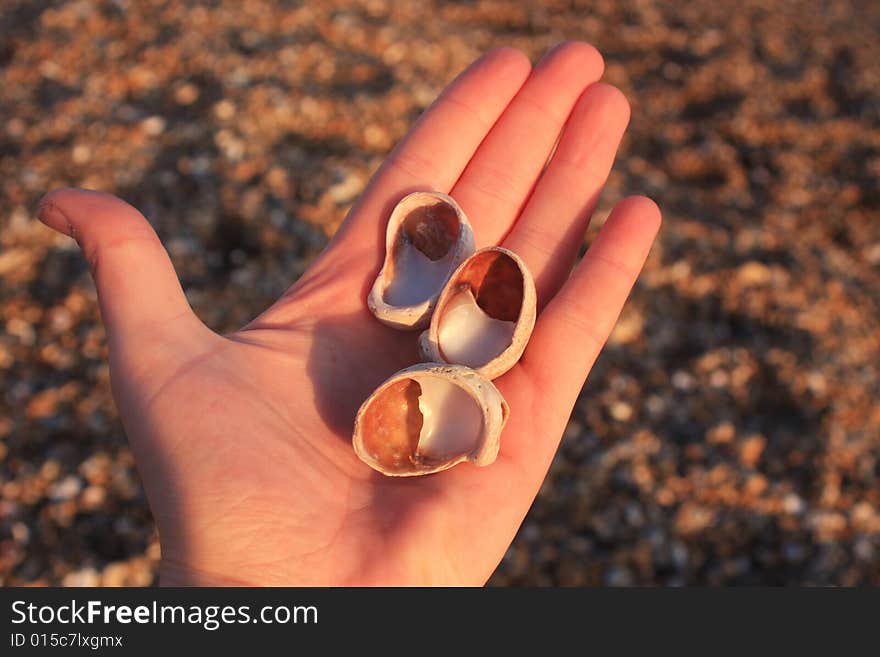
[[36, 188, 201, 354]]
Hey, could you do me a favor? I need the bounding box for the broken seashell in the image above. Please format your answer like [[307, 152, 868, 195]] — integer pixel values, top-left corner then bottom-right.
[[368, 191, 475, 330], [352, 363, 509, 476], [419, 246, 536, 379]]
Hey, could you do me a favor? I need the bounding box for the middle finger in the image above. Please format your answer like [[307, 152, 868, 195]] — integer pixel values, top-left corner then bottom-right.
[[449, 41, 604, 247]]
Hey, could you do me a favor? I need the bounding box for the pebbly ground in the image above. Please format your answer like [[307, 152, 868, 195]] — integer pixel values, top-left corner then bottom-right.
[[1, 0, 878, 585]]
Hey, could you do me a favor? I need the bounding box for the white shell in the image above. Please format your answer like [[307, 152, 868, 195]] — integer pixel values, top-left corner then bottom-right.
[[419, 246, 536, 379], [352, 363, 509, 476], [368, 191, 475, 330]]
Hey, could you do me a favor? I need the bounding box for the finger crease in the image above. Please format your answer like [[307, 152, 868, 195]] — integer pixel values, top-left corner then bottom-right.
[[385, 149, 442, 182], [441, 93, 493, 130], [585, 250, 639, 280], [554, 302, 610, 349], [460, 162, 530, 207], [513, 91, 569, 126], [86, 233, 161, 277], [509, 222, 557, 259]]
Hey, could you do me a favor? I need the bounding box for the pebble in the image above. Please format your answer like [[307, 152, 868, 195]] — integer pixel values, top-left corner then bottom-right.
[[783, 494, 806, 516], [62, 568, 101, 587], [738, 435, 766, 467], [49, 476, 82, 501], [328, 170, 365, 205], [141, 116, 166, 136], [1, 0, 878, 588], [609, 402, 633, 422]]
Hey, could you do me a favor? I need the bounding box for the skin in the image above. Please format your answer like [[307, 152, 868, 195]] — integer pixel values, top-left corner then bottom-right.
[[36, 43, 661, 585]]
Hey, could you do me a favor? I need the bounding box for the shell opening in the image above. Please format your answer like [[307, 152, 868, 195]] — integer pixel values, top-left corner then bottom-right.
[[383, 203, 461, 307], [437, 287, 516, 368], [359, 376, 484, 474], [401, 203, 459, 260], [436, 251, 524, 368]]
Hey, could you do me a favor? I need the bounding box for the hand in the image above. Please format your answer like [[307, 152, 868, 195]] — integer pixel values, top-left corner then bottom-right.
[[36, 43, 661, 585]]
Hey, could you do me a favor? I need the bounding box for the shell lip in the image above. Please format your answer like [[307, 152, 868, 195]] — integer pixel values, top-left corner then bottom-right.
[[419, 246, 537, 379], [368, 277, 435, 330], [352, 363, 508, 477], [367, 191, 476, 330]]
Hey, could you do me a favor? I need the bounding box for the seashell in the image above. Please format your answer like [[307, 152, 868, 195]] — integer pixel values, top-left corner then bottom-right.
[[368, 191, 475, 330], [352, 363, 509, 476], [418, 246, 536, 379]]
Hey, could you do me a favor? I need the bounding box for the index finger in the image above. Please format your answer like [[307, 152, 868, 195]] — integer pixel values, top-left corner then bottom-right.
[[320, 48, 532, 271]]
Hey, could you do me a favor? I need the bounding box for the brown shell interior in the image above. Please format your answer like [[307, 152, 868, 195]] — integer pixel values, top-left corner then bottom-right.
[[446, 250, 523, 322], [397, 202, 460, 261], [359, 378, 424, 473]]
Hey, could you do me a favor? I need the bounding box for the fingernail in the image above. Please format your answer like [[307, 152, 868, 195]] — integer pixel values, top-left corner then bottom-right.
[[36, 198, 76, 240]]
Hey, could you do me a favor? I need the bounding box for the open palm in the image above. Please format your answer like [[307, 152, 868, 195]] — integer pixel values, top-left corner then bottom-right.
[[37, 43, 660, 585]]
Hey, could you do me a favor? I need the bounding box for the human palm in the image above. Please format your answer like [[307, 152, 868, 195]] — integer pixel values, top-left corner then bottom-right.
[[37, 43, 660, 585]]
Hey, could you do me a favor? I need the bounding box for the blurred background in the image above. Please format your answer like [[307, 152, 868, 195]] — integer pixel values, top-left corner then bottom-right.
[[1, 0, 879, 585]]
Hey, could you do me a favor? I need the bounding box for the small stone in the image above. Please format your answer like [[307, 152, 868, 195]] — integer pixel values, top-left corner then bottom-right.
[[671, 370, 695, 391], [141, 115, 166, 136], [671, 542, 689, 568], [736, 261, 772, 286], [810, 511, 847, 542], [49, 475, 82, 501], [645, 395, 665, 416], [850, 502, 877, 531], [6, 318, 36, 346], [0, 248, 34, 279], [744, 474, 768, 496], [71, 144, 91, 164], [27, 388, 59, 420], [102, 562, 131, 587], [80, 485, 106, 510], [807, 372, 827, 394], [783, 494, 806, 515], [364, 123, 389, 148], [610, 401, 633, 422], [675, 503, 715, 535], [739, 434, 766, 467], [609, 309, 643, 345], [328, 171, 364, 204], [11, 522, 30, 544], [174, 82, 200, 105], [854, 538, 874, 561], [707, 421, 735, 444], [213, 99, 236, 120], [62, 568, 101, 587], [215, 129, 245, 161], [605, 565, 635, 586], [6, 117, 26, 137]]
